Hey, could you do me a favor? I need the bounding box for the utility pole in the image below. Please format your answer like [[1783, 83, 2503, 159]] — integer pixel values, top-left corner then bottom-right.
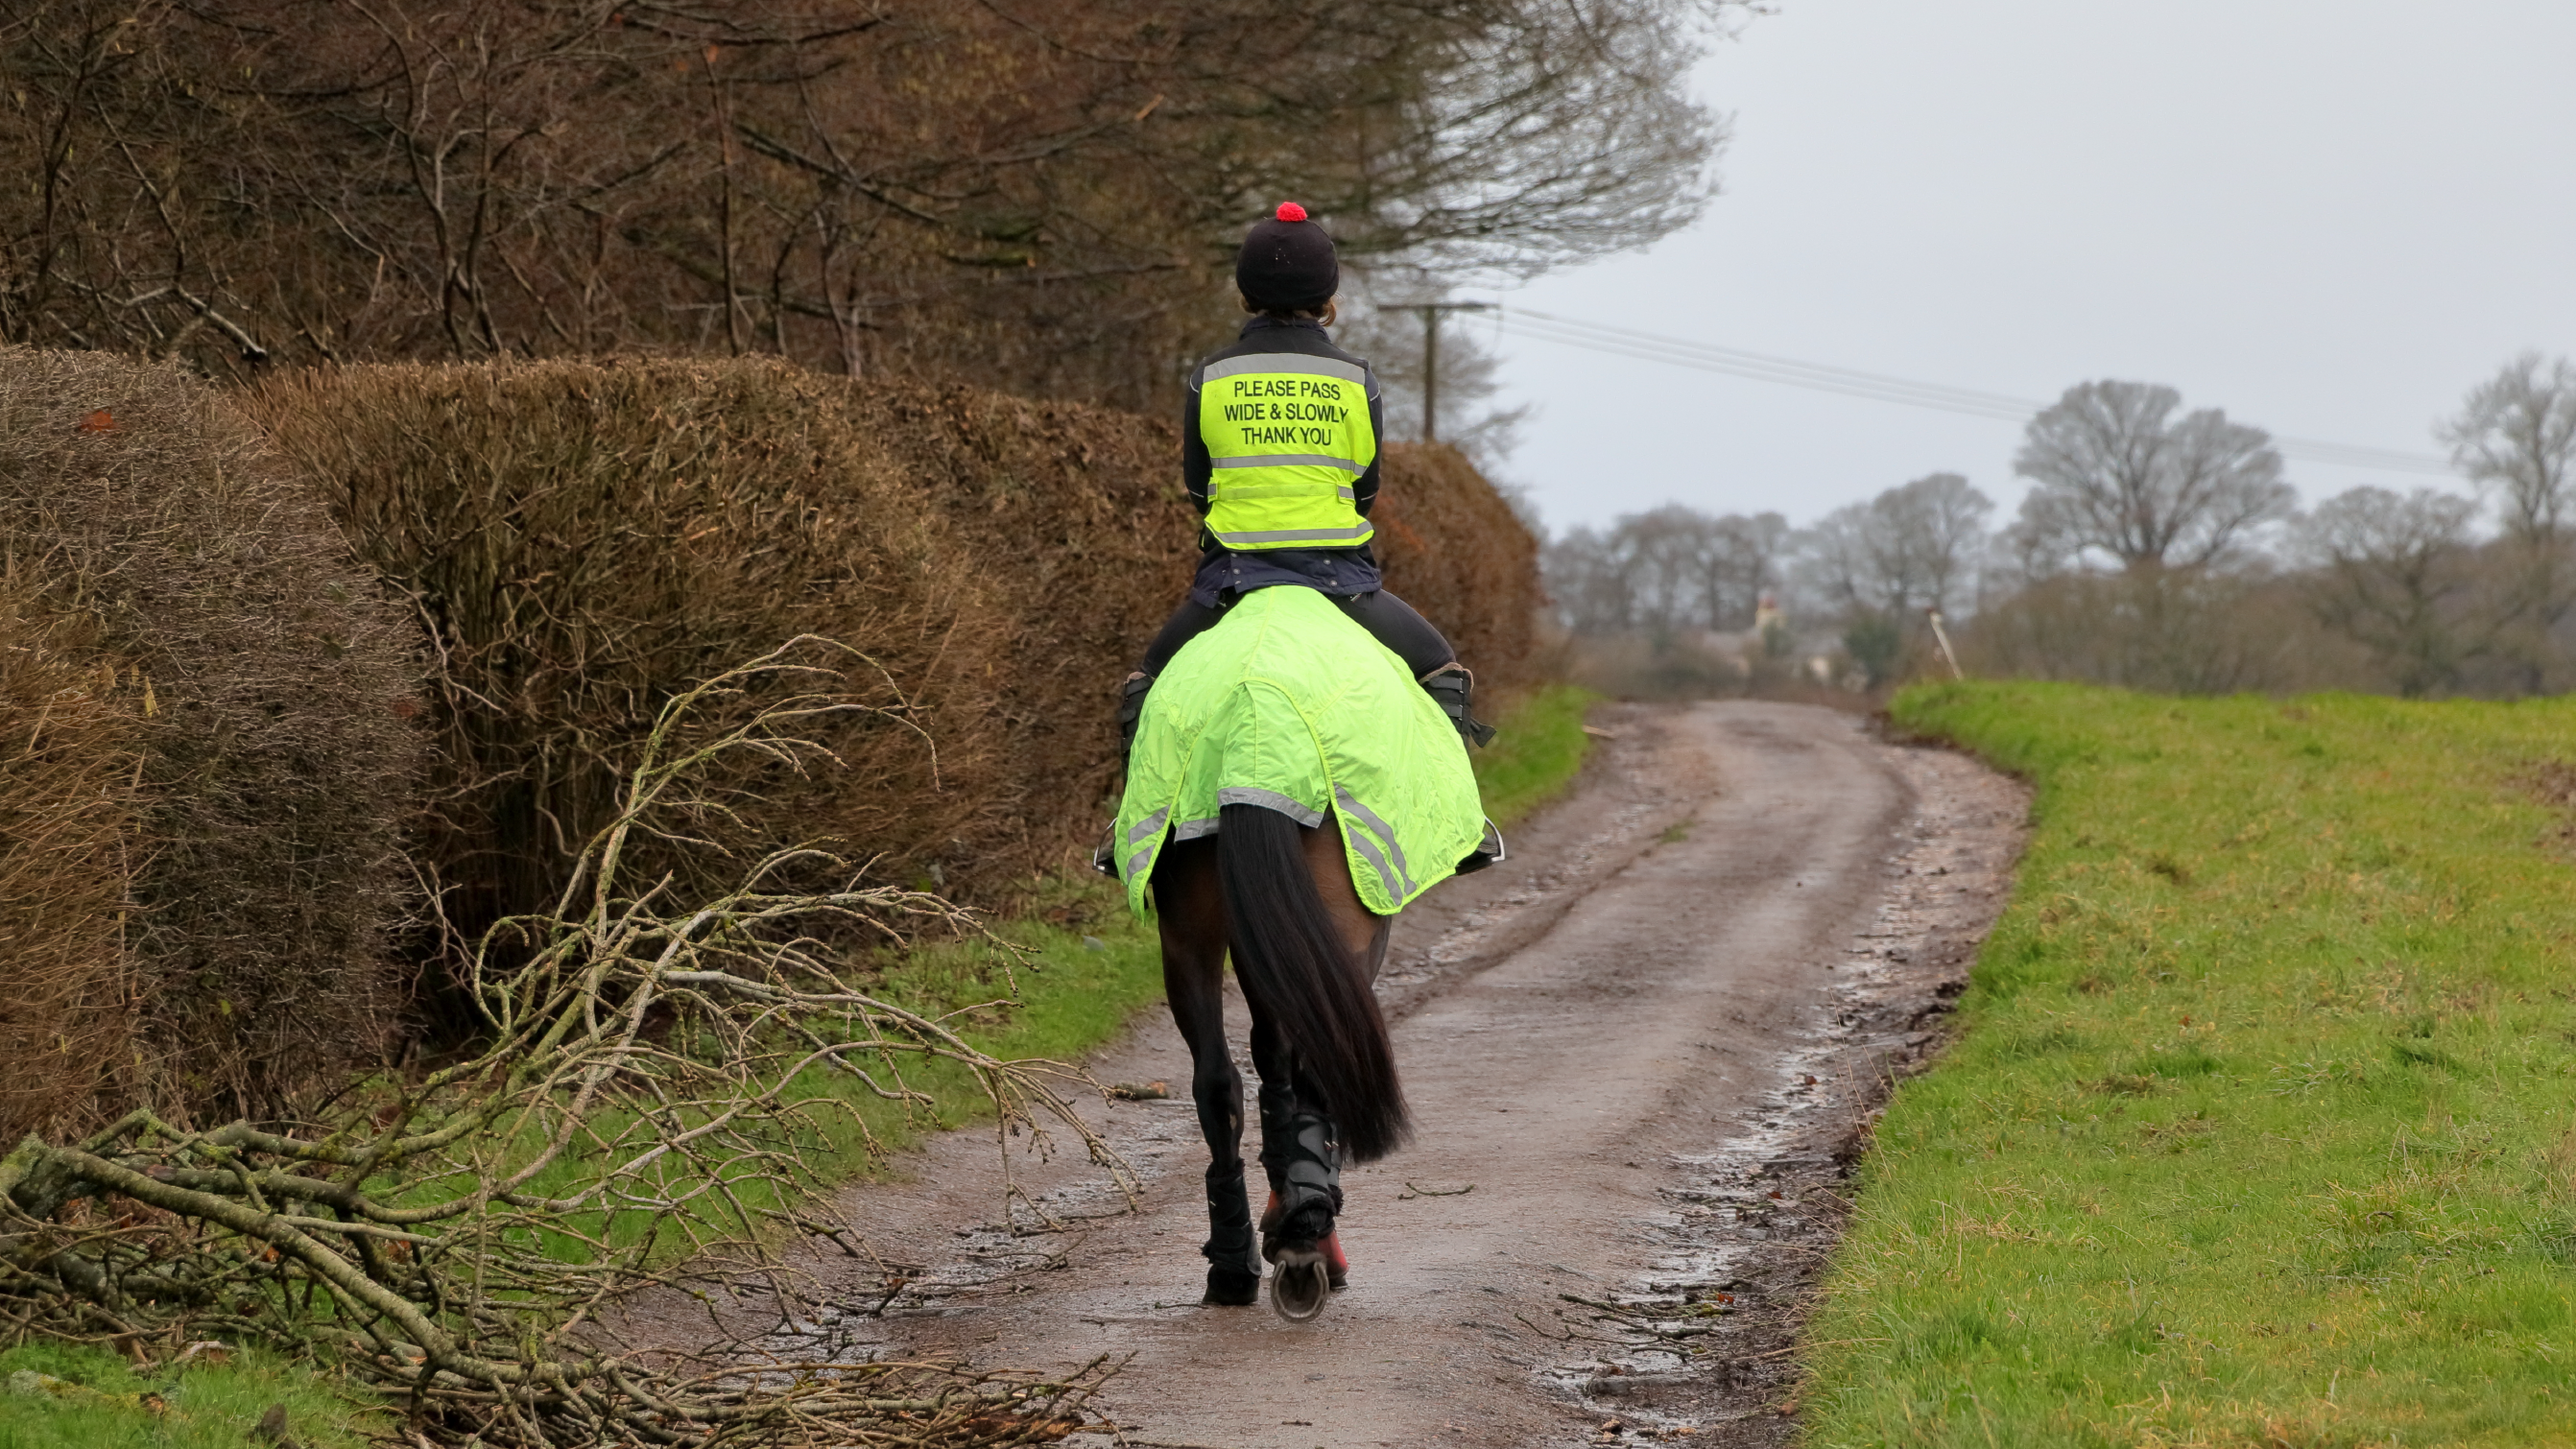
[[1396, 301, 1492, 442]]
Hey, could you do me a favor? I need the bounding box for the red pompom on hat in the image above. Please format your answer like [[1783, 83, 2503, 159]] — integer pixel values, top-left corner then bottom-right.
[[1275, 202, 1308, 223]]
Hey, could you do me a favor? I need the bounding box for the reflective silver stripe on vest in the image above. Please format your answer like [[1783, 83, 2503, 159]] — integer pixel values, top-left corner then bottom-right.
[[1216, 786, 1324, 828], [1202, 353, 1368, 385], [1210, 523, 1376, 546], [1212, 453, 1366, 476], [1212, 475, 1358, 503], [1125, 805, 1170, 846], [1334, 785, 1416, 898], [1125, 845, 1157, 880], [1173, 816, 1221, 842]]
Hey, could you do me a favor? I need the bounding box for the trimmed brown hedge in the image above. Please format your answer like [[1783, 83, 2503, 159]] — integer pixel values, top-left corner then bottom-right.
[[0, 581, 138, 1142], [0, 350, 1542, 1128], [246, 359, 1197, 953], [844, 383, 1198, 877], [0, 348, 421, 1122], [245, 360, 1543, 956]]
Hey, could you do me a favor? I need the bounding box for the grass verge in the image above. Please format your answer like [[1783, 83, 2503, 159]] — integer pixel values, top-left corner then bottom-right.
[[0, 1342, 387, 1447], [1803, 681, 2576, 1447], [1470, 683, 1601, 829]]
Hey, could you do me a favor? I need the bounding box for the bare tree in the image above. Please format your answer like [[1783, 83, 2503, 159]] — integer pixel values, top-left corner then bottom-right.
[[1311, 0, 1733, 278], [1624, 504, 1725, 634], [0, 0, 1742, 415], [1716, 511, 1794, 628], [1798, 472, 1993, 619], [2438, 353, 2576, 690], [2013, 381, 2293, 571], [2292, 486, 2482, 697], [1542, 525, 1635, 631], [1796, 473, 1992, 688]]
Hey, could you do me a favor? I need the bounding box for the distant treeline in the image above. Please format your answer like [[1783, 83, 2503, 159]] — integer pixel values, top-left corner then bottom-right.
[[1544, 357, 2576, 700]]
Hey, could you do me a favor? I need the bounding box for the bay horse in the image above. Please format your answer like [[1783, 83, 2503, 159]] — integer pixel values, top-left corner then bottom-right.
[[1108, 585, 1490, 1319]]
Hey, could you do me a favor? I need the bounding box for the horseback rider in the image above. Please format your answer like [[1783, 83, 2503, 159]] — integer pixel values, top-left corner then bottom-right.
[[1117, 202, 1496, 759]]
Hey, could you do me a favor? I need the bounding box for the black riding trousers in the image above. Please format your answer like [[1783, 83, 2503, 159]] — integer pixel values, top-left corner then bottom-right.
[[1141, 586, 1456, 680]]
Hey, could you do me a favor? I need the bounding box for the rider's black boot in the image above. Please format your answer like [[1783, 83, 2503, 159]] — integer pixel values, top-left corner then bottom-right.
[[1454, 817, 1509, 876], [1200, 1158, 1262, 1306], [1419, 664, 1497, 748], [1115, 671, 1156, 756], [1095, 672, 1159, 878]]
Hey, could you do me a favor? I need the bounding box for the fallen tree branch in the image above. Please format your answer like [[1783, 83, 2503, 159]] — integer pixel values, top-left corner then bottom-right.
[[0, 639, 1133, 1445]]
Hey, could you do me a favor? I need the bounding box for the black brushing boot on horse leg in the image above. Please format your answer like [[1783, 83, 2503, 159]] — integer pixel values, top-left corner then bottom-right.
[[1252, 1027, 1348, 1294]]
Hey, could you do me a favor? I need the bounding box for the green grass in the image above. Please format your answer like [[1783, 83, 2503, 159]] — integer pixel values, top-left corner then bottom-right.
[[1803, 682, 2576, 1447], [0, 1342, 387, 1448], [1470, 683, 1601, 829]]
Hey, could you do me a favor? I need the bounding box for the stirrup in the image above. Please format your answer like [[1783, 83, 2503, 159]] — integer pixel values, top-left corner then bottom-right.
[[1091, 820, 1119, 879], [1454, 817, 1507, 875], [1419, 664, 1496, 748]]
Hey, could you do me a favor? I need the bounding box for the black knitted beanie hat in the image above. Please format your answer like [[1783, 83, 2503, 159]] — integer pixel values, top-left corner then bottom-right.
[[1235, 202, 1339, 312]]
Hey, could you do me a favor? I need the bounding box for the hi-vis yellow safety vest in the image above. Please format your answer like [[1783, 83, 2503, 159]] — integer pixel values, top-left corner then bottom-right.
[[1197, 353, 1377, 550]]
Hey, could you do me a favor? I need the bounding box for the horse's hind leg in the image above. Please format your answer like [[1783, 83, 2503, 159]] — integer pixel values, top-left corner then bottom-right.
[[1154, 838, 1261, 1306], [1250, 1013, 1351, 1313], [1302, 809, 1393, 976], [1249, 1015, 1335, 1233], [1252, 814, 1395, 1288]]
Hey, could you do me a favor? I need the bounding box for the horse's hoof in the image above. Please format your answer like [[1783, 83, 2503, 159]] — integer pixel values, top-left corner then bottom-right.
[[1323, 1228, 1348, 1291], [1202, 1266, 1261, 1307], [1270, 1247, 1331, 1322]]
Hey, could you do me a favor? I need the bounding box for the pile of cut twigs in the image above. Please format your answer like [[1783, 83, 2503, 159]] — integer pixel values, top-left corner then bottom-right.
[[0, 642, 1134, 1445]]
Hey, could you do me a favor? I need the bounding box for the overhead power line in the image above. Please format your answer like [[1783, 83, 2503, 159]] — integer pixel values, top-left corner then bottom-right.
[[1499, 305, 2458, 478]]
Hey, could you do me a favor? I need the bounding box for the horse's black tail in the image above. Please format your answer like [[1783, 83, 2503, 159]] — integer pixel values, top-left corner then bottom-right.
[[1216, 802, 1411, 1163]]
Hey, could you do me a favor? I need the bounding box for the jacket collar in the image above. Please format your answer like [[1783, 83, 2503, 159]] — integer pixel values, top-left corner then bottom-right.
[[1239, 315, 1327, 339]]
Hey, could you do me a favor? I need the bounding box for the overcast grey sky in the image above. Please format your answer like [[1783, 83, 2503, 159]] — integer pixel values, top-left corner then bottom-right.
[[1478, 0, 2576, 535]]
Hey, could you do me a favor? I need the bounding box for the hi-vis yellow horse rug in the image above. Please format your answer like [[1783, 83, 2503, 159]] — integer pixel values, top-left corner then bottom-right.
[[1112, 584, 1486, 918]]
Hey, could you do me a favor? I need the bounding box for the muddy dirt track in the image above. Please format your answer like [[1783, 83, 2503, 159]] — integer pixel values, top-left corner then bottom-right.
[[632, 701, 2026, 1446]]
